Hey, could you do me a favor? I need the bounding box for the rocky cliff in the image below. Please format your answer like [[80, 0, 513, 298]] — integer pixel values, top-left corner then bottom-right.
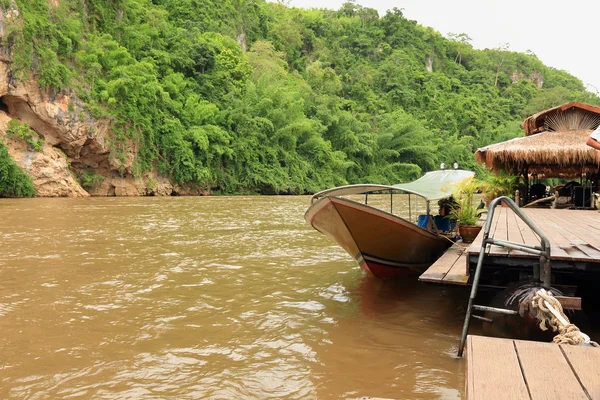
[[0, 57, 204, 196], [1, 63, 128, 196], [0, 64, 207, 196], [0, 1, 208, 197]]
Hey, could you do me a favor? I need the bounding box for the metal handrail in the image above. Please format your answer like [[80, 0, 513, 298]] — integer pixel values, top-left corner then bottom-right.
[[457, 196, 552, 357]]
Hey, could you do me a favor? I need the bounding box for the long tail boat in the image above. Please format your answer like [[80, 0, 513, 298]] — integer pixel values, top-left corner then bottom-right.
[[304, 169, 475, 278]]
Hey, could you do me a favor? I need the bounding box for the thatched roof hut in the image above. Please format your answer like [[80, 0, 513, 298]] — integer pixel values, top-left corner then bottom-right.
[[475, 129, 600, 177], [476, 102, 600, 178], [521, 102, 600, 136]]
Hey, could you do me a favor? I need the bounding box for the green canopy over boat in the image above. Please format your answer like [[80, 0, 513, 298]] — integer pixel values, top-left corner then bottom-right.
[[311, 169, 475, 203]]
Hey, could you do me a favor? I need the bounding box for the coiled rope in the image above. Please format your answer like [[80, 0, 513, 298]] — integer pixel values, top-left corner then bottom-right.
[[530, 289, 598, 346]]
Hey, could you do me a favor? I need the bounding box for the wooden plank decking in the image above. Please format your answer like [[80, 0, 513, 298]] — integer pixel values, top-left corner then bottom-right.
[[466, 335, 600, 400], [419, 208, 600, 285], [419, 242, 469, 285], [468, 208, 600, 262]]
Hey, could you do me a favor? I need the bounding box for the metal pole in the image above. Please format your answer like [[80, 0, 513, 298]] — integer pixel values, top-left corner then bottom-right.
[[487, 240, 544, 255], [390, 190, 393, 214], [457, 236, 489, 357], [457, 199, 497, 357], [408, 194, 411, 222], [472, 305, 518, 315], [502, 196, 551, 286], [472, 315, 494, 323]]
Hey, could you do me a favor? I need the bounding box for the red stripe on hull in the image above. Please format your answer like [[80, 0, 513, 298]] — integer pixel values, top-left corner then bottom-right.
[[360, 260, 415, 279]]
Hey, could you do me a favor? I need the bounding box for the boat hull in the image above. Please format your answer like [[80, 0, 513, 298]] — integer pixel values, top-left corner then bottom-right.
[[305, 197, 451, 278]]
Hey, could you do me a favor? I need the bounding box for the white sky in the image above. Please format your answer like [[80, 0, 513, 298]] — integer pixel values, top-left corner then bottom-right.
[[273, 0, 600, 93]]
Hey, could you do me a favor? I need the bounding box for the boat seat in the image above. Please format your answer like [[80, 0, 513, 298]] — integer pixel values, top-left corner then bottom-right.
[[418, 215, 455, 232], [417, 215, 430, 228], [433, 215, 454, 232]]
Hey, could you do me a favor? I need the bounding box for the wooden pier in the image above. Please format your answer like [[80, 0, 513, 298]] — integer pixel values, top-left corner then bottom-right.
[[465, 335, 600, 399], [419, 208, 600, 285], [418, 242, 469, 285]]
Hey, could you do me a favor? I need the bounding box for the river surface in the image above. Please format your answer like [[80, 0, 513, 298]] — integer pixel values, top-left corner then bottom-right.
[[0, 196, 469, 399]]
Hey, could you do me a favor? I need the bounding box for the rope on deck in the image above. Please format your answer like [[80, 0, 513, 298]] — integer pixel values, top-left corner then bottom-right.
[[530, 289, 599, 347]]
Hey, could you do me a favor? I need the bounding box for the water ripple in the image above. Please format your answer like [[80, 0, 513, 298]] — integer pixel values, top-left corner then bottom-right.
[[0, 196, 467, 399]]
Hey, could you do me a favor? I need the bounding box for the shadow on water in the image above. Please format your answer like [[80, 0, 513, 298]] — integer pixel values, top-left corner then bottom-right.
[[352, 274, 469, 321], [311, 274, 471, 399]]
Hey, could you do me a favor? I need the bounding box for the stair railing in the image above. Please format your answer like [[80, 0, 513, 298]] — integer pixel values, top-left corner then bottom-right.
[[457, 196, 551, 357]]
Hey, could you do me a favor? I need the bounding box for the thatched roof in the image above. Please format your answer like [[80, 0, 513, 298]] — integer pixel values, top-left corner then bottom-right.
[[475, 129, 600, 177], [476, 102, 600, 178], [521, 102, 600, 136]]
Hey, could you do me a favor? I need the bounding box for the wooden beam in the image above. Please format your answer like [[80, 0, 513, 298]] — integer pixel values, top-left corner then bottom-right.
[[554, 296, 582, 311]]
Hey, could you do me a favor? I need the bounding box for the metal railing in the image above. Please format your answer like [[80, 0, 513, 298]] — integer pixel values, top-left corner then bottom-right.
[[457, 196, 551, 357]]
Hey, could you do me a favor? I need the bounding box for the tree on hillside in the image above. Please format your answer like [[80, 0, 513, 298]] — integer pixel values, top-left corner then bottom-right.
[[231, 0, 263, 52], [491, 43, 510, 87], [447, 32, 472, 65]]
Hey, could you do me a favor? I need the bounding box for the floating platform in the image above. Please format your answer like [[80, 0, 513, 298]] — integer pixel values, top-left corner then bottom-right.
[[419, 208, 600, 285], [465, 335, 600, 399]]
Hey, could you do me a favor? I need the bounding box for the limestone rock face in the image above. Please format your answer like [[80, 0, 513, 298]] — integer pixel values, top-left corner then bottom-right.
[[0, 60, 166, 197], [174, 184, 211, 196], [0, 57, 116, 194], [0, 113, 88, 197], [0, 2, 209, 197], [89, 178, 143, 197]]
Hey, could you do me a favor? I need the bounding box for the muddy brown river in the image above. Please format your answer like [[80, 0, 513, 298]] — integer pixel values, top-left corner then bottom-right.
[[0, 196, 469, 399]]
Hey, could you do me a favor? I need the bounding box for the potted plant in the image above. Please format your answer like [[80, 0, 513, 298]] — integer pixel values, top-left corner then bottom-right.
[[450, 177, 486, 243]]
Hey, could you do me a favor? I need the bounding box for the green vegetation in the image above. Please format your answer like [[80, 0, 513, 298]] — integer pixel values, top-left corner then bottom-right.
[[6, 120, 43, 151], [0, 142, 35, 197], [77, 168, 105, 190], [2, 0, 598, 195], [480, 169, 520, 204], [146, 177, 158, 194]]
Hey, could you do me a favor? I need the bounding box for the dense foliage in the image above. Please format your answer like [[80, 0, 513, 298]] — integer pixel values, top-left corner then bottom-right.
[[0, 142, 36, 197], [3, 0, 599, 194], [6, 121, 43, 151]]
